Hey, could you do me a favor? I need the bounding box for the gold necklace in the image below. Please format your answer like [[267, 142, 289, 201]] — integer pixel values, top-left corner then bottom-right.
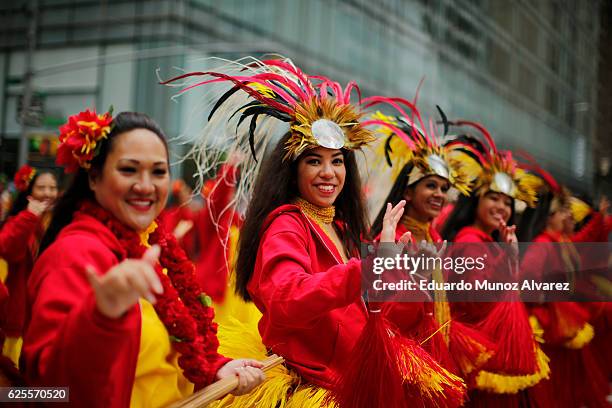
[[295, 198, 347, 262], [295, 197, 335, 224], [401, 215, 432, 242]]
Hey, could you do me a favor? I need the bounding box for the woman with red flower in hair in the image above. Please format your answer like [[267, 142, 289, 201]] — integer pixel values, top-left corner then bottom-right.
[[22, 110, 264, 408], [0, 164, 57, 365]]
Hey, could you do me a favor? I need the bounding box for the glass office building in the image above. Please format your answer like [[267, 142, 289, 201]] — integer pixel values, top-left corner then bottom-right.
[[0, 0, 604, 194]]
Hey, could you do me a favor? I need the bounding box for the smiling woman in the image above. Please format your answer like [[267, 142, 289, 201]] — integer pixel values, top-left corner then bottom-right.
[[296, 148, 346, 208], [88, 128, 170, 232], [21, 110, 265, 407], [0, 165, 58, 367]]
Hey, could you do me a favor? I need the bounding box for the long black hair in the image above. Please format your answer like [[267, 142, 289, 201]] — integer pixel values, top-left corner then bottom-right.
[[39, 112, 168, 254], [370, 162, 413, 238], [235, 133, 370, 301], [517, 191, 554, 242], [7, 169, 58, 218], [442, 192, 516, 242]]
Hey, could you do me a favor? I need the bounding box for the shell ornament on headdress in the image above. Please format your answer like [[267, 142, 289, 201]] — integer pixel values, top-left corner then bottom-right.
[[446, 121, 543, 207], [363, 96, 481, 196], [160, 56, 378, 217]]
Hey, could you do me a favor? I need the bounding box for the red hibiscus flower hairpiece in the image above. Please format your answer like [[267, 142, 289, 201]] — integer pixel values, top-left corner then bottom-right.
[[14, 164, 36, 192], [56, 108, 113, 173]]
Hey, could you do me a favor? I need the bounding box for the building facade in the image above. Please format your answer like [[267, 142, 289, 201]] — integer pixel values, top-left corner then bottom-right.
[[0, 0, 604, 195]]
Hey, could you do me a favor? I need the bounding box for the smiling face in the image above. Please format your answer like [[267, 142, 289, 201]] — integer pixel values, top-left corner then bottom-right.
[[474, 191, 513, 235], [404, 175, 450, 222], [296, 147, 346, 207], [89, 129, 169, 232], [30, 172, 58, 204]]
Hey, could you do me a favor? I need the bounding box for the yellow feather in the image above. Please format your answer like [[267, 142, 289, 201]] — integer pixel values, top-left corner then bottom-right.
[[570, 196, 592, 223], [286, 385, 333, 408]]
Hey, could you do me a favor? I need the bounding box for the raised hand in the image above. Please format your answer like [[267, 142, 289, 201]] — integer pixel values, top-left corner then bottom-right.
[[379, 200, 406, 243], [86, 245, 164, 319], [498, 220, 518, 258]]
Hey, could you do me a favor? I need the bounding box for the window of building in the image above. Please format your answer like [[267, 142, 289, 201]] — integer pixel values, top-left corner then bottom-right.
[[545, 84, 558, 116], [487, 39, 510, 82], [547, 41, 560, 74], [518, 11, 538, 55], [517, 63, 536, 101]]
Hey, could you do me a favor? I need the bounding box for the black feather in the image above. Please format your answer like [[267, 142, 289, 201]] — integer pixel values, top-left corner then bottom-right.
[[209, 85, 241, 121], [236, 106, 291, 131], [248, 114, 259, 163], [230, 100, 265, 123], [436, 105, 449, 136], [384, 135, 394, 167]]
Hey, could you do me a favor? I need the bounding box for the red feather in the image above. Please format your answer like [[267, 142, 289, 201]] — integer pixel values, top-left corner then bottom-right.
[[328, 309, 466, 408]]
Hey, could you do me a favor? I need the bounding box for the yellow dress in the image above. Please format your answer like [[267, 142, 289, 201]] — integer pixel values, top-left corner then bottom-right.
[[130, 299, 194, 408]]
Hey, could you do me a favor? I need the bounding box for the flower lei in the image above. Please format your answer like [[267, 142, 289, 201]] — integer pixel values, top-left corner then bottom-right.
[[14, 164, 36, 192], [78, 200, 221, 386]]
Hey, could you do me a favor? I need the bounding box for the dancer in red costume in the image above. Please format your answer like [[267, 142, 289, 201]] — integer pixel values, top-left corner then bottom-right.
[[518, 165, 609, 408], [441, 125, 550, 407], [22, 110, 264, 408], [194, 163, 240, 303], [161, 57, 465, 407], [0, 165, 57, 365], [366, 107, 494, 382]]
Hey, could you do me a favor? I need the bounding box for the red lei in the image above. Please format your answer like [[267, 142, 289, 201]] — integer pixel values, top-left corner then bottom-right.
[[78, 201, 221, 386]]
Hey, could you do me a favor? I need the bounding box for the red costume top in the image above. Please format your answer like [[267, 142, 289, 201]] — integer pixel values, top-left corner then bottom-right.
[[247, 204, 367, 388], [0, 209, 42, 337], [381, 220, 466, 376], [450, 226, 512, 321], [195, 164, 240, 302], [522, 230, 608, 407], [571, 211, 604, 243], [381, 221, 441, 336], [521, 231, 591, 345], [451, 226, 549, 396], [23, 211, 229, 407]]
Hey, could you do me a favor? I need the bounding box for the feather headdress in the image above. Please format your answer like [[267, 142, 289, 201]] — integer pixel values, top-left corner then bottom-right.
[[515, 150, 572, 213], [160, 56, 375, 218], [446, 121, 543, 207], [362, 97, 481, 196]]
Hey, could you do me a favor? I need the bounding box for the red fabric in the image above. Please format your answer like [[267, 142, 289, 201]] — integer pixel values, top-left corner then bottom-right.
[[449, 226, 510, 322], [195, 164, 239, 302], [248, 204, 367, 388], [571, 211, 603, 243], [0, 209, 41, 337], [23, 212, 231, 406], [523, 231, 609, 407], [382, 221, 460, 374], [23, 212, 140, 407], [159, 204, 199, 259], [604, 214, 612, 238], [520, 231, 566, 282]]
